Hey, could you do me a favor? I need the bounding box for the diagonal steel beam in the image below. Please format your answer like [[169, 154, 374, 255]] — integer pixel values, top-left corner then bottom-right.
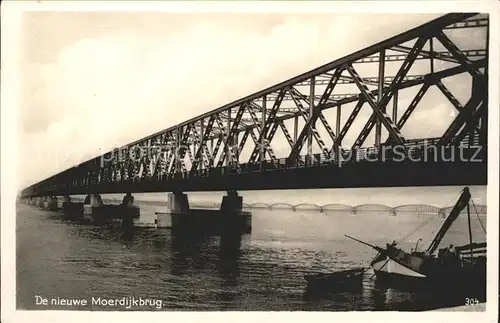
[[349, 36, 428, 148], [249, 89, 286, 163], [436, 80, 481, 134], [302, 79, 341, 144], [178, 126, 194, 175], [152, 132, 175, 178], [191, 121, 212, 169], [436, 31, 484, 79], [454, 100, 486, 145], [190, 116, 215, 174], [395, 82, 431, 131], [436, 80, 465, 110], [437, 82, 483, 146], [265, 122, 281, 160], [247, 103, 278, 159], [288, 87, 330, 157], [347, 63, 404, 147], [279, 121, 295, 148], [289, 68, 344, 159], [333, 98, 366, 147], [238, 128, 251, 153], [217, 104, 246, 167], [212, 113, 232, 167]]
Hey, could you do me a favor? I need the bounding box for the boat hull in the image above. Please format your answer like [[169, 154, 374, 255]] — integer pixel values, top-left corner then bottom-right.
[[372, 256, 486, 298], [371, 257, 426, 278], [304, 268, 364, 296]]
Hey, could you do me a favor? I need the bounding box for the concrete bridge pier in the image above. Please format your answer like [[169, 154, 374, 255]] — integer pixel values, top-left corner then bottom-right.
[[82, 193, 140, 224], [120, 193, 140, 228], [43, 196, 58, 210], [36, 197, 44, 208], [168, 192, 190, 213], [157, 192, 189, 229], [167, 191, 251, 235], [83, 194, 104, 223], [122, 192, 135, 207], [220, 190, 252, 234], [62, 195, 84, 219], [62, 195, 71, 205], [220, 190, 243, 212]]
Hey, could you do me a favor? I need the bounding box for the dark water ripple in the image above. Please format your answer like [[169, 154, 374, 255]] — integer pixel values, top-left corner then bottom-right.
[[16, 203, 486, 311]]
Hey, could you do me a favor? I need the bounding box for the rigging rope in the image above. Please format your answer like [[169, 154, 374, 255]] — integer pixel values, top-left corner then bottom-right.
[[396, 218, 433, 244], [394, 189, 463, 245], [471, 200, 487, 234], [442, 189, 464, 210]]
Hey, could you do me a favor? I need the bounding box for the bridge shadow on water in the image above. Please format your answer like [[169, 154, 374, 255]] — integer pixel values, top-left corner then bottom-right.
[[169, 229, 247, 304]]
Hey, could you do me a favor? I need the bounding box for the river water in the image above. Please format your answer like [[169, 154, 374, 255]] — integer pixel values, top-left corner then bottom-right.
[[16, 186, 487, 311]]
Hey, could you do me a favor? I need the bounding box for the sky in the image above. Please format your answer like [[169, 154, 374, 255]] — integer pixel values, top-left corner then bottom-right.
[[18, 11, 486, 189]]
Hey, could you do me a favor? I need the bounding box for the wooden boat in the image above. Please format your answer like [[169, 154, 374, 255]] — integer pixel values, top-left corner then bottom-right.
[[304, 268, 365, 294], [346, 187, 486, 295]]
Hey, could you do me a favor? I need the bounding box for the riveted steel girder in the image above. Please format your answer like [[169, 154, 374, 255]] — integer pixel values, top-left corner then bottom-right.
[[20, 13, 489, 197]]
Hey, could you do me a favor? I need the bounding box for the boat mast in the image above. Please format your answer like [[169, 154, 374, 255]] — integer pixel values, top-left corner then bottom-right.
[[425, 187, 472, 255], [467, 200, 474, 264]]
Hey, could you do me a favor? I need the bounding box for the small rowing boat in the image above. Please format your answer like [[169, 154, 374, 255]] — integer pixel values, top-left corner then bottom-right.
[[304, 268, 365, 294]]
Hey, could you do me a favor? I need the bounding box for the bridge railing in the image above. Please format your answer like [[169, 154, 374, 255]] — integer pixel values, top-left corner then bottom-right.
[[161, 134, 479, 180], [23, 132, 484, 195]]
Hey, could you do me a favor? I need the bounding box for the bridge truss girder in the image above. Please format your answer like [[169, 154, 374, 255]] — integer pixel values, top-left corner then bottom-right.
[[21, 13, 489, 197]]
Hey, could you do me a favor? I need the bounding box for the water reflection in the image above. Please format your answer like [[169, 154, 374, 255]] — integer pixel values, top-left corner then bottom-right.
[[17, 203, 487, 311], [170, 233, 206, 275]]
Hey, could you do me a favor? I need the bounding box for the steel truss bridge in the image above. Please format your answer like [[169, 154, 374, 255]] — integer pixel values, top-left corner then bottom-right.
[[21, 13, 489, 198]]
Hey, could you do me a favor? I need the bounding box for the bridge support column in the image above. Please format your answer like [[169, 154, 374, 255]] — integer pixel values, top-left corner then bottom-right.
[[220, 190, 243, 212], [62, 195, 71, 213], [155, 193, 188, 228], [90, 194, 103, 207], [220, 191, 251, 234], [80, 193, 140, 225], [83, 194, 103, 222], [159, 192, 190, 229], [167, 192, 190, 213], [167, 191, 251, 235], [62, 195, 83, 219], [121, 193, 140, 228], [44, 196, 58, 210], [36, 197, 44, 208], [122, 193, 134, 207]]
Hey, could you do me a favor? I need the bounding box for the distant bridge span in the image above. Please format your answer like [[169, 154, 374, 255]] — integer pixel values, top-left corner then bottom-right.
[[21, 13, 488, 198]]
